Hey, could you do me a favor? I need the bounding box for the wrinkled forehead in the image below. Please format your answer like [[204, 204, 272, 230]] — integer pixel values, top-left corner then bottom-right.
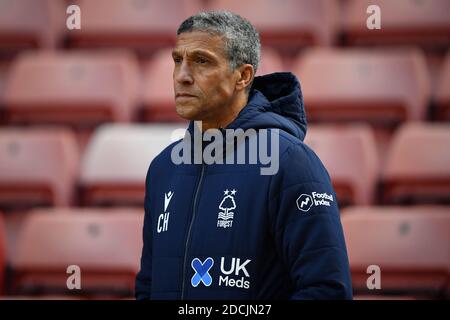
[[173, 31, 228, 59]]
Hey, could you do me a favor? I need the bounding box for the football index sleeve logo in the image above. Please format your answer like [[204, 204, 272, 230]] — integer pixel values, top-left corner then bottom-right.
[[296, 194, 313, 212], [296, 191, 334, 212], [191, 257, 214, 287]]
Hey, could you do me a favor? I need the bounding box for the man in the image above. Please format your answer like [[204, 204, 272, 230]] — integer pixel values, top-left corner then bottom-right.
[[135, 11, 352, 300]]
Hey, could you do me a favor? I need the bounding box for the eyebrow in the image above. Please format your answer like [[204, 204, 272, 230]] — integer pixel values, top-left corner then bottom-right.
[[172, 49, 217, 60]]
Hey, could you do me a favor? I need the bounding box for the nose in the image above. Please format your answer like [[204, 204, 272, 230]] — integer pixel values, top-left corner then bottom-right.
[[174, 59, 194, 86]]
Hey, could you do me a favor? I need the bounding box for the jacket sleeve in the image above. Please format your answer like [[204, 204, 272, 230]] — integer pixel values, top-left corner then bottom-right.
[[135, 165, 153, 300], [268, 142, 353, 300]]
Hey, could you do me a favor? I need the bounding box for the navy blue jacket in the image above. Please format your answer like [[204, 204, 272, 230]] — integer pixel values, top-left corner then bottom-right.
[[135, 72, 353, 300]]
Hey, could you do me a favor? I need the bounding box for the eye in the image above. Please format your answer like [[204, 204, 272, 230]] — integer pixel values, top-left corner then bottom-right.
[[173, 56, 182, 64], [195, 56, 208, 64]]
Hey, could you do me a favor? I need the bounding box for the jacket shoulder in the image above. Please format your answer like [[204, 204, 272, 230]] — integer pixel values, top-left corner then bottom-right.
[[277, 136, 333, 186]]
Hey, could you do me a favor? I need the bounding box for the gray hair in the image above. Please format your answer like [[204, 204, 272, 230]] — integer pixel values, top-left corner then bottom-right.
[[176, 11, 261, 74]]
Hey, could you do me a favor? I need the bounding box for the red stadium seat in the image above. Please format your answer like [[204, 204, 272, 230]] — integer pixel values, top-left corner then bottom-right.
[[343, 0, 450, 48], [294, 48, 431, 125], [305, 125, 379, 206], [208, 0, 339, 52], [12, 208, 143, 297], [79, 124, 183, 206], [435, 52, 450, 121], [342, 206, 450, 298], [68, 0, 201, 54], [0, 128, 79, 209], [382, 123, 450, 205], [0, 0, 65, 55], [3, 51, 140, 127]]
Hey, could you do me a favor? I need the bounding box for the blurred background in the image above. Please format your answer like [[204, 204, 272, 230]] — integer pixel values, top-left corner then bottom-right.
[[0, 0, 449, 300]]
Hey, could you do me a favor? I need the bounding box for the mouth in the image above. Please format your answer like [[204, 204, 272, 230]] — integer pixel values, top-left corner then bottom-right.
[[176, 93, 197, 99]]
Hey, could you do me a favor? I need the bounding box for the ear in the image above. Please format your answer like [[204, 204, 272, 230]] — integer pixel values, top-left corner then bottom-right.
[[235, 64, 254, 92]]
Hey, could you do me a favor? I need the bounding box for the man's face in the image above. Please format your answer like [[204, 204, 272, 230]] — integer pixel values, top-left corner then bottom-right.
[[172, 31, 238, 122]]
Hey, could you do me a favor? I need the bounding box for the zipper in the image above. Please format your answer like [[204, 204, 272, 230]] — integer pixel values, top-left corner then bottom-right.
[[181, 164, 206, 299]]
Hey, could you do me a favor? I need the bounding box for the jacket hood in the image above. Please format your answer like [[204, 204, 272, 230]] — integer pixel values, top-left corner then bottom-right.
[[188, 72, 307, 141]]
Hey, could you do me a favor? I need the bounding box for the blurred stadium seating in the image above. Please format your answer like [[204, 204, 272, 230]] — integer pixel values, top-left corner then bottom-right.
[[342, 206, 450, 299], [67, 0, 202, 55], [343, 0, 450, 48], [3, 50, 140, 127], [0, 0, 66, 56], [294, 48, 431, 125], [305, 124, 379, 206], [0, 0, 448, 300], [435, 52, 450, 121], [11, 208, 143, 297], [79, 124, 183, 206], [382, 123, 450, 205], [0, 128, 79, 209]]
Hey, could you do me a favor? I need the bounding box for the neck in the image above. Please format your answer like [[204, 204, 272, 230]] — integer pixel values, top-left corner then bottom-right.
[[199, 93, 248, 132]]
